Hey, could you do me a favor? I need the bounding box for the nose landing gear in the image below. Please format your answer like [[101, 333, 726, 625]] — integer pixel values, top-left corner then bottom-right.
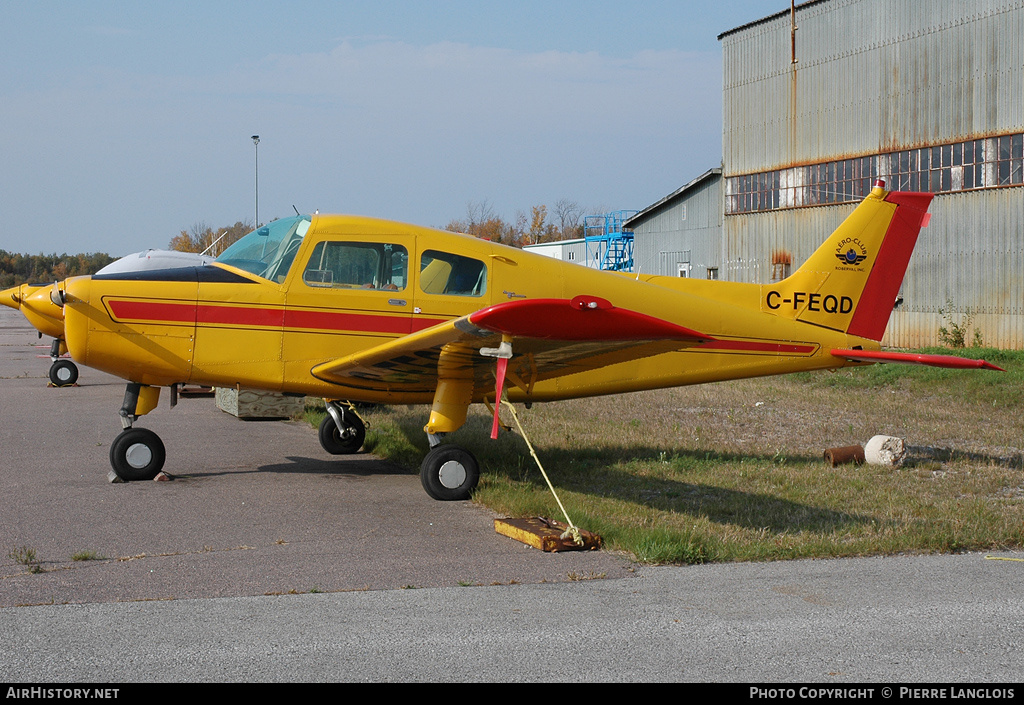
[[108, 383, 166, 482], [109, 427, 166, 481], [48, 358, 79, 387], [47, 338, 79, 387]]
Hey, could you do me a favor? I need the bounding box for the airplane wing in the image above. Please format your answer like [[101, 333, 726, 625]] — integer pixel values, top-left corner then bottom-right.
[[831, 348, 1004, 371], [311, 295, 714, 397]]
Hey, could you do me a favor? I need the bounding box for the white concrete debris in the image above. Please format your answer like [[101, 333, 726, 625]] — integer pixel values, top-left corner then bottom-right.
[[864, 435, 907, 467]]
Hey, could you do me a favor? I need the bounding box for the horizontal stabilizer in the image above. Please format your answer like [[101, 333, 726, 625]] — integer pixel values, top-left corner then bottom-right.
[[831, 349, 1004, 371]]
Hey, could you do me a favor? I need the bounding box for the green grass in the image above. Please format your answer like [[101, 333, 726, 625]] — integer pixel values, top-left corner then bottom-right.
[[794, 347, 1024, 400], [71, 550, 106, 562], [323, 349, 1024, 565], [8, 546, 43, 573]]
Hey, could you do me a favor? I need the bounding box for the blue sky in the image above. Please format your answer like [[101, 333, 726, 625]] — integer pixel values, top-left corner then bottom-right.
[[0, 1, 783, 255]]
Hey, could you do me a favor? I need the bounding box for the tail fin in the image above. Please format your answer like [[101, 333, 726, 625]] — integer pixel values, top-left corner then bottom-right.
[[763, 180, 933, 341]]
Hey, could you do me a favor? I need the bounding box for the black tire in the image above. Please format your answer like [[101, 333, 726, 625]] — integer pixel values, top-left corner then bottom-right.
[[318, 413, 365, 455], [109, 428, 166, 481], [48, 359, 79, 386], [420, 445, 479, 501]]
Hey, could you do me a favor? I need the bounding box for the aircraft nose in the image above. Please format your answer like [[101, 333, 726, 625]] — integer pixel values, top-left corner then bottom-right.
[[0, 284, 25, 311], [20, 285, 67, 339]]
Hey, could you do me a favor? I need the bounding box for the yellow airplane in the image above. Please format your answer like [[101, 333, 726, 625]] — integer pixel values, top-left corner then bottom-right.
[[27, 181, 1002, 499]]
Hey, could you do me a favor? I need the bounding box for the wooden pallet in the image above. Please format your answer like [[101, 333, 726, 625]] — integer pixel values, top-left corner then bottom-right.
[[494, 517, 602, 552]]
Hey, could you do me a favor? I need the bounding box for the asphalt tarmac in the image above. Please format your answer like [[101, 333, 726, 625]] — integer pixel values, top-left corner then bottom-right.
[[1, 306, 1022, 683], [0, 307, 634, 604]]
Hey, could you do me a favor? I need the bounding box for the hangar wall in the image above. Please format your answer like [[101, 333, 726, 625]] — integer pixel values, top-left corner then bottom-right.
[[718, 0, 1024, 348], [722, 0, 1023, 170], [630, 169, 722, 279]]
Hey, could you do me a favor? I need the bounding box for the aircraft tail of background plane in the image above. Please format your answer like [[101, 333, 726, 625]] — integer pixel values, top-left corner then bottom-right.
[[763, 180, 933, 342]]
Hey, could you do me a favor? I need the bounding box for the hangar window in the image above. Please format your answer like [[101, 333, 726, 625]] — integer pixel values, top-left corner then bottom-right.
[[725, 131, 1024, 215], [302, 241, 408, 291], [419, 250, 487, 297], [996, 134, 1023, 186]]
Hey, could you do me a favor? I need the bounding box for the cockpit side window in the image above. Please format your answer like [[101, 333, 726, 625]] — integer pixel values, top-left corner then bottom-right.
[[419, 250, 487, 297], [302, 241, 408, 291]]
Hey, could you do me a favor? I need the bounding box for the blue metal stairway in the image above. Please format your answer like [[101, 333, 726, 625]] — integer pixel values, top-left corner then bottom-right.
[[583, 210, 638, 271]]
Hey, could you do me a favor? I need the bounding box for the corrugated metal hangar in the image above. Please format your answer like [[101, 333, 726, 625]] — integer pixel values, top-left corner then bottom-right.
[[628, 0, 1024, 348]]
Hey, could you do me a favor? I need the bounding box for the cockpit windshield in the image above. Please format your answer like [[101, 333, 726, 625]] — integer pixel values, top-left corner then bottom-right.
[[215, 215, 311, 282]]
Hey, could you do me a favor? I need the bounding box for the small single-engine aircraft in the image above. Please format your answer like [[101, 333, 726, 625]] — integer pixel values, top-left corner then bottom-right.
[[0, 283, 72, 383], [34, 181, 1001, 499], [1, 250, 214, 385]]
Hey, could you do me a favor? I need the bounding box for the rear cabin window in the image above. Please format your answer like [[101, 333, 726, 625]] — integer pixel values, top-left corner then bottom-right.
[[303, 242, 408, 291], [419, 250, 487, 297]]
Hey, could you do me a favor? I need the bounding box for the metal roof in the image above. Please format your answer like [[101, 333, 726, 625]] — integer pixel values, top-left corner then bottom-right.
[[717, 0, 828, 41], [625, 168, 722, 228]]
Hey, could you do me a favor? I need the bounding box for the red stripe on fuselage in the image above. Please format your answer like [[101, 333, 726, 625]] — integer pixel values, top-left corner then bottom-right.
[[107, 300, 197, 323], [198, 304, 284, 327], [284, 308, 437, 335], [695, 339, 816, 355], [106, 299, 446, 335]]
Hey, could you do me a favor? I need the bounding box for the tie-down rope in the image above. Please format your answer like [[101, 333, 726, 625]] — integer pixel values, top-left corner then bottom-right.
[[498, 397, 583, 547]]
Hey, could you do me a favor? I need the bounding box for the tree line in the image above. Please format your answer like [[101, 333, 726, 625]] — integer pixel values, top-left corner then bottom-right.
[[0, 199, 597, 285], [0, 251, 116, 287], [166, 200, 597, 255], [442, 199, 592, 247]]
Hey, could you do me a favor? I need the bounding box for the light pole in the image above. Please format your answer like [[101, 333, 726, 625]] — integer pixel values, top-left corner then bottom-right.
[[251, 135, 260, 227]]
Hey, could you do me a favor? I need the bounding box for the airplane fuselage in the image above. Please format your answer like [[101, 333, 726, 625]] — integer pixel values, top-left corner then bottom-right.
[[61, 213, 873, 405]]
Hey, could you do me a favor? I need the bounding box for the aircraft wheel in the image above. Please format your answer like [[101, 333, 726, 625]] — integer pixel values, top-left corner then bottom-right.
[[318, 413, 365, 455], [109, 428, 166, 482], [48, 359, 79, 387], [420, 445, 479, 501]]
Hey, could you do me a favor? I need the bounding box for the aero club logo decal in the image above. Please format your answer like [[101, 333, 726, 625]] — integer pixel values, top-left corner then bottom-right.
[[834, 237, 868, 269]]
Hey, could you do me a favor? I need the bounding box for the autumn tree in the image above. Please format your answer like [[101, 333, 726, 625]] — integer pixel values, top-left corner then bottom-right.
[[553, 199, 584, 240], [526, 205, 560, 245], [444, 199, 592, 248], [168, 220, 252, 256]]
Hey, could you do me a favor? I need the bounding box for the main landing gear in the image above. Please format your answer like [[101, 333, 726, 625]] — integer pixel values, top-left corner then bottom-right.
[[317, 398, 478, 500], [417, 369, 485, 501], [419, 440, 479, 501], [108, 383, 165, 482], [318, 401, 366, 455]]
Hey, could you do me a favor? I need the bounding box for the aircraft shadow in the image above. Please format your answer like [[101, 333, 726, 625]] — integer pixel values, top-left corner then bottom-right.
[[261, 455, 411, 477], [380, 416, 868, 534], [505, 445, 867, 534], [174, 453, 410, 479]]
